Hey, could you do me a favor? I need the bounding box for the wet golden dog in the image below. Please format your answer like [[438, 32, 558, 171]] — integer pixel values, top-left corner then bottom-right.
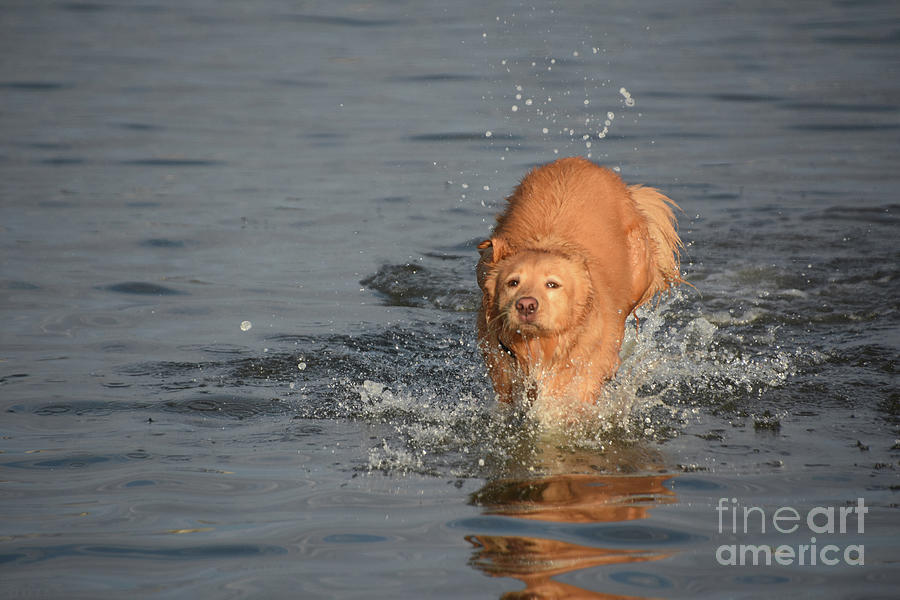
[[477, 157, 683, 406]]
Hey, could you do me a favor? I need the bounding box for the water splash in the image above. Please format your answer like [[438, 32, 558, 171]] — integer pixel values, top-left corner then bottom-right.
[[348, 284, 802, 477], [117, 272, 803, 478]]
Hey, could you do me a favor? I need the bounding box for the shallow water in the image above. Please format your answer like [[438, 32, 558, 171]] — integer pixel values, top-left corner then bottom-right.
[[1, 1, 898, 598]]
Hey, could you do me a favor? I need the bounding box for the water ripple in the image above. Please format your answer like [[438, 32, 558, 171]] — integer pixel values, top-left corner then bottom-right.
[[4, 543, 287, 566], [104, 282, 186, 296]]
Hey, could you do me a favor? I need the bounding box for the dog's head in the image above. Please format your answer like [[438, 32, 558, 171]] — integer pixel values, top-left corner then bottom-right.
[[480, 243, 592, 337]]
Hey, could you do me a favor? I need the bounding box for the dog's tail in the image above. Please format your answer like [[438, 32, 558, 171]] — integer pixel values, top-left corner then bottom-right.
[[628, 185, 685, 307]]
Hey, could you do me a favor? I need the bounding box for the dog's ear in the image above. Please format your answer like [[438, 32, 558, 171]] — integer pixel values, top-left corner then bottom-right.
[[477, 237, 508, 263], [476, 237, 508, 292]]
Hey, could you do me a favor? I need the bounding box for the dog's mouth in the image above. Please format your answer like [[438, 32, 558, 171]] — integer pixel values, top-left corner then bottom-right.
[[502, 304, 545, 334], [515, 311, 539, 325], [511, 321, 541, 334]]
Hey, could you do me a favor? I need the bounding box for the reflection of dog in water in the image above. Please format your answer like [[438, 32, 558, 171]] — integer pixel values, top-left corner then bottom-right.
[[468, 473, 676, 599], [477, 157, 684, 408]]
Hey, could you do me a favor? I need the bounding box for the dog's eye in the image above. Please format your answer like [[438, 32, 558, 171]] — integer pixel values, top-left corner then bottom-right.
[[546, 280, 560, 289], [507, 278, 519, 288]]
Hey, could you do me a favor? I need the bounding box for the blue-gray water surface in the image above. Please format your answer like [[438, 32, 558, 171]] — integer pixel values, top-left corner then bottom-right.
[[1, 1, 898, 598]]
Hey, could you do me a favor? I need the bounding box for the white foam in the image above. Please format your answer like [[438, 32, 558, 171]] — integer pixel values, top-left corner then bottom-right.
[[350, 290, 801, 475]]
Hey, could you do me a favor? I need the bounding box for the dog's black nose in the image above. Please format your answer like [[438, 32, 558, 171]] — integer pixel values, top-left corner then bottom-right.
[[515, 296, 538, 315]]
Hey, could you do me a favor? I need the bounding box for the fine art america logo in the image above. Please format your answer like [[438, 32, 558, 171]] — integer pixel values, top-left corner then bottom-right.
[[715, 497, 867, 566]]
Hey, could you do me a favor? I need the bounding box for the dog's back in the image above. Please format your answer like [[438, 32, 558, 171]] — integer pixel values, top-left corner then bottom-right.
[[494, 157, 634, 256]]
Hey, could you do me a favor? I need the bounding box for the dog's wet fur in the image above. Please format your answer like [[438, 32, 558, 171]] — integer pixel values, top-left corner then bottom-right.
[[477, 157, 684, 409]]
